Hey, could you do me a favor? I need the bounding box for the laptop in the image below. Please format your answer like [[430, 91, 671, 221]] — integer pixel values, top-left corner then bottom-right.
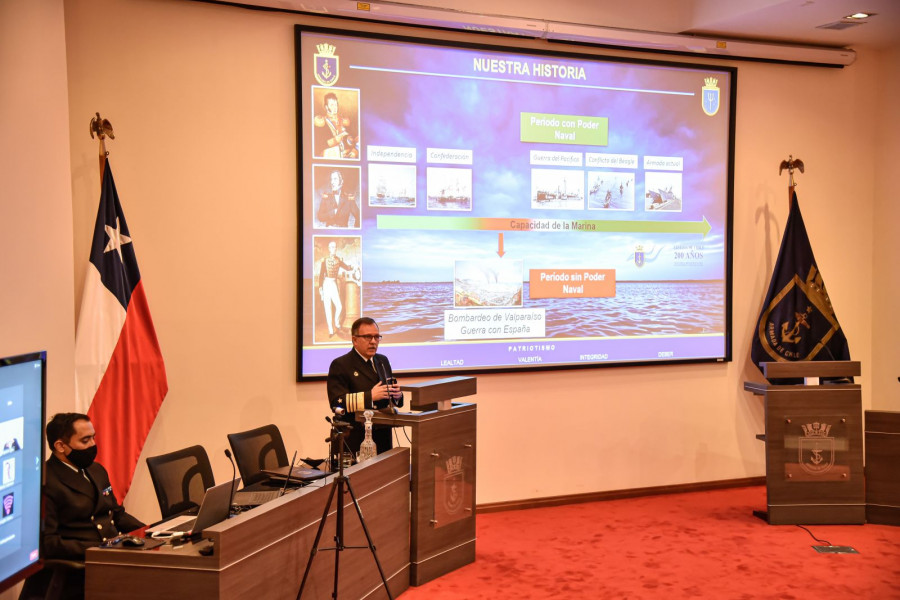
[[146, 479, 235, 537], [232, 457, 326, 507]]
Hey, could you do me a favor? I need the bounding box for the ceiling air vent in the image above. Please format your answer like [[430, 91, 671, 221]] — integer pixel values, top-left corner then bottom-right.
[[816, 21, 865, 31]]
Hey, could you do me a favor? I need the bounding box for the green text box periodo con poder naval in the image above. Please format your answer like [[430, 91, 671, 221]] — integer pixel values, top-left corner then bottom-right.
[[520, 112, 608, 146]]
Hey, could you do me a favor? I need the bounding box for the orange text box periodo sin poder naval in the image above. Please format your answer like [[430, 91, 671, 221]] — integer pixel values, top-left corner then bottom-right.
[[529, 269, 616, 298]]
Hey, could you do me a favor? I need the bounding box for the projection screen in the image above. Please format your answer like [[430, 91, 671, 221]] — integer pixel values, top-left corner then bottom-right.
[[296, 23, 735, 380]]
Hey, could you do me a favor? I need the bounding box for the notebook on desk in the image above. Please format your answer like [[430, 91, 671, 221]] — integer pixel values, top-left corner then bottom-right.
[[261, 465, 328, 482], [232, 487, 289, 507], [146, 479, 235, 536]]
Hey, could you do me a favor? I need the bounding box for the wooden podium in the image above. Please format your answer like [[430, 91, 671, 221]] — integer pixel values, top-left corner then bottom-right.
[[368, 376, 477, 586], [744, 361, 864, 525]]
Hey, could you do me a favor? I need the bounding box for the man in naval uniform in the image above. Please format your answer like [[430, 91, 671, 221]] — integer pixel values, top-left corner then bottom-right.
[[317, 241, 355, 338], [326, 317, 403, 457], [20, 413, 144, 599], [314, 92, 359, 159], [316, 170, 360, 228]]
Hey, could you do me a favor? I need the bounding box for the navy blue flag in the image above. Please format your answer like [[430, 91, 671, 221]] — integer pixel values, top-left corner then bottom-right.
[[751, 191, 850, 374]]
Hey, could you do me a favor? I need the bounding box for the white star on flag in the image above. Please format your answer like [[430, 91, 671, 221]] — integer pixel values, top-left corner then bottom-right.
[[104, 217, 132, 261]]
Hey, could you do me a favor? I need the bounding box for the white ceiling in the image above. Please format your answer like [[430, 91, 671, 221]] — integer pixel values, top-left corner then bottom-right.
[[680, 0, 900, 49], [225, 0, 900, 50]]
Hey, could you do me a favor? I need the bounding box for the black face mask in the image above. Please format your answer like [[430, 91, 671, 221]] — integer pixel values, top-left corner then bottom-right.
[[66, 445, 98, 470]]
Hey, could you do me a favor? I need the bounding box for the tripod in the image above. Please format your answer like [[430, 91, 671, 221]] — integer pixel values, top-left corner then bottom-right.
[[296, 420, 394, 600]]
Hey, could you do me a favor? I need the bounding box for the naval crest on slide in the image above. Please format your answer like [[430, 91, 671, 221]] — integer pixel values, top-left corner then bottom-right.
[[702, 77, 720, 116], [315, 43, 340, 87]]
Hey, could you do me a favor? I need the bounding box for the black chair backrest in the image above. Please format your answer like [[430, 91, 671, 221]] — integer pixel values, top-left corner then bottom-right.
[[145, 445, 215, 518], [226, 424, 289, 486]]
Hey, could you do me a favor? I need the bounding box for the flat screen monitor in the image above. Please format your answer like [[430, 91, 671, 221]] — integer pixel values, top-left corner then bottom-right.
[[0, 351, 45, 592], [296, 24, 735, 379]]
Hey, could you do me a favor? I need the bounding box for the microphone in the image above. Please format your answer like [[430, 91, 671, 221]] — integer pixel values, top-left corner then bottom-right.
[[279, 451, 298, 497], [375, 357, 401, 409], [374, 356, 388, 385], [224, 449, 237, 511]]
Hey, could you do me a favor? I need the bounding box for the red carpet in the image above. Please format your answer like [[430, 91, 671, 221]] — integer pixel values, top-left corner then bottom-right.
[[399, 486, 900, 599]]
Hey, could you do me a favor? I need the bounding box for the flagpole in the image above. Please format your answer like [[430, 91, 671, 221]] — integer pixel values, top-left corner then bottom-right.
[[90, 112, 115, 179]]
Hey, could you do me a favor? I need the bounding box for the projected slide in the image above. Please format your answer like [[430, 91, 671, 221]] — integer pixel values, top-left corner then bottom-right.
[[297, 27, 735, 379]]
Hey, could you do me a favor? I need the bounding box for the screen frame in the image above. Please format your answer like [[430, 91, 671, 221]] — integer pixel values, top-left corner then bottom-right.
[[0, 350, 46, 593], [295, 20, 736, 382]]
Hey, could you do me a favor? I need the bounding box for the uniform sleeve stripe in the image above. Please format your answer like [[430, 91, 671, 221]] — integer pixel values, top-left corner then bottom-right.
[[347, 392, 365, 413]]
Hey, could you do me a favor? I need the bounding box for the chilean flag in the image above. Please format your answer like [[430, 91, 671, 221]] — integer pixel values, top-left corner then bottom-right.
[[74, 159, 168, 500]]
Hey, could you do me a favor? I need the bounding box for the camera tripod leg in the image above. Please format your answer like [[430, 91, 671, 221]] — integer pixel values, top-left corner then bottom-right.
[[296, 478, 338, 599], [332, 478, 344, 598], [299, 421, 394, 600], [296, 475, 394, 600], [344, 477, 394, 600]]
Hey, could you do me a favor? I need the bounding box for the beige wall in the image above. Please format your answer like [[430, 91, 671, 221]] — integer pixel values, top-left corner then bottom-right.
[[871, 45, 900, 408], [0, 0, 75, 412], [1, 1, 73, 596], [2, 0, 897, 541]]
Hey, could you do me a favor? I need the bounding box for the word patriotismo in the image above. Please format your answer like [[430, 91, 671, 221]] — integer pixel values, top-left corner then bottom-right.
[[473, 58, 587, 81]]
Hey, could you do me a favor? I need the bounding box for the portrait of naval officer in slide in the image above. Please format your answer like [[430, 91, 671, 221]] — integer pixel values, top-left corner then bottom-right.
[[313, 87, 360, 160], [313, 166, 361, 229], [313, 236, 362, 343]]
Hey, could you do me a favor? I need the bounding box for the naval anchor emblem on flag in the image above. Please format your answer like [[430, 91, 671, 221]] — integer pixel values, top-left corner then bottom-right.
[[756, 265, 841, 361], [798, 422, 835, 475], [314, 43, 339, 87], [701, 77, 720, 116]]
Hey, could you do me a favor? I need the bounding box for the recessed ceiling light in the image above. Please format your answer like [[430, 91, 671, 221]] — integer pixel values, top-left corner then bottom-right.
[[845, 12, 873, 20]]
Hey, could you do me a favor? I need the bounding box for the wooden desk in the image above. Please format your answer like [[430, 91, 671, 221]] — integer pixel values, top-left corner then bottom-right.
[[865, 410, 900, 525], [85, 448, 411, 600]]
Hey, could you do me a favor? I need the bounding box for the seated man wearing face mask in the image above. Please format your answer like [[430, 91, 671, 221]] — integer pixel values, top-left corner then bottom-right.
[[42, 412, 144, 560], [20, 413, 144, 600]]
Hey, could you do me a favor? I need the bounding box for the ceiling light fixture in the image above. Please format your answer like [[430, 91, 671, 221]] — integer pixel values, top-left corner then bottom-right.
[[845, 13, 873, 20]]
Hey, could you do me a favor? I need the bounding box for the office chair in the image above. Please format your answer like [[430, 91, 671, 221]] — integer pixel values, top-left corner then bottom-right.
[[145, 445, 215, 519], [226, 424, 289, 486]]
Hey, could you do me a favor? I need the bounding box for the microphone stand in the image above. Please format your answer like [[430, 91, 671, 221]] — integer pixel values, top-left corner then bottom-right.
[[296, 420, 394, 600], [224, 449, 238, 513]]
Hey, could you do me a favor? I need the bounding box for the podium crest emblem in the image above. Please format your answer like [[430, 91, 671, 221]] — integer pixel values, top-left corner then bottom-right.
[[634, 244, 645, 268], [701, 77, 720, 116], [442, 455, 465, 515], [798, 422, 835, 475], [314, 43, 340, 87]]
